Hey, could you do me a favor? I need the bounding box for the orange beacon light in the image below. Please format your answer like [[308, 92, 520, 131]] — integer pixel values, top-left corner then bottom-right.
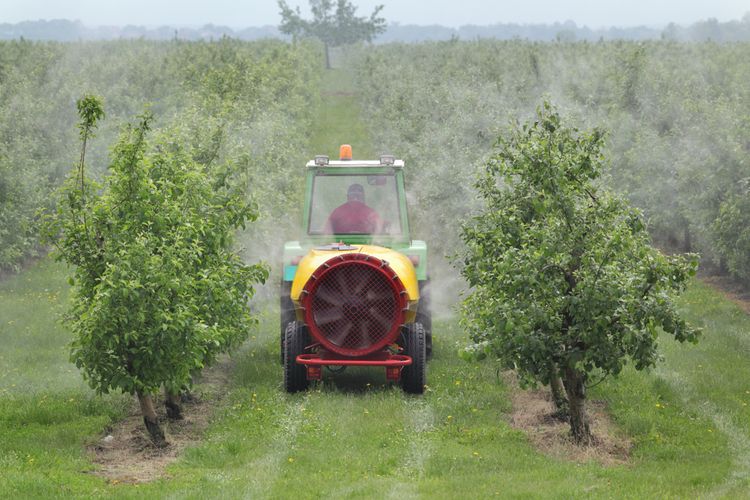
[[339, 144, 352, 160]]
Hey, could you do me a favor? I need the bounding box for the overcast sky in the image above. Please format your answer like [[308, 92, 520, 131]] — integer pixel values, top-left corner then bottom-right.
[[3, 0, 749, 29]]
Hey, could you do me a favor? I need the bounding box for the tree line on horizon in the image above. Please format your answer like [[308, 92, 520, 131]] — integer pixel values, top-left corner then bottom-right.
[[2, 14, 750, 43]]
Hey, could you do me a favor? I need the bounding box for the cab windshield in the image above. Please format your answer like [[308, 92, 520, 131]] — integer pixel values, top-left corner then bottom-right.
[[308, 173, 402, 235]]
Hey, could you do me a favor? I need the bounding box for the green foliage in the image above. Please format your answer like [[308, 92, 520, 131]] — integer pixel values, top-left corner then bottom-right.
[[0, 160, 41, 271], [278, 0, 386, 46], [0, 39, 320, 274], [354, 41, 750, 285], [459, 102, 700, 387], [75, 95, 105, 139], [45, 100, 268, 396], [713, 183, 750, 284]]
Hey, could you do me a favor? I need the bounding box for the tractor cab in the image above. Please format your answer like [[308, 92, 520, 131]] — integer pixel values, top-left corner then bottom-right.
[[304, 153, 409, 246], [280, 146, 431, 393]]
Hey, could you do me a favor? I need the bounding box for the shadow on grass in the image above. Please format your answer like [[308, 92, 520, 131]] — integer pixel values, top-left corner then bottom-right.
[[312, 366, 400, 394]]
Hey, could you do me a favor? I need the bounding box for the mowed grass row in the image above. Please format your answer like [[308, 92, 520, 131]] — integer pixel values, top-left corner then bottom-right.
[[0, 69, 748, 498], [0, 261, 132, 496], [0, 262, 743, 497]]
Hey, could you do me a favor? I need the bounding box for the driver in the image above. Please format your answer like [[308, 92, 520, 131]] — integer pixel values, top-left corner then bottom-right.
[[324, 183, 383, 234]]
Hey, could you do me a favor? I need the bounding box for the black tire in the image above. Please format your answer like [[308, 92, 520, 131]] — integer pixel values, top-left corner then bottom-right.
[[284, 321, 310, 393], [417, 280, 433, 359], [280, 280, 295, 364], [401, 322, 426, 394]]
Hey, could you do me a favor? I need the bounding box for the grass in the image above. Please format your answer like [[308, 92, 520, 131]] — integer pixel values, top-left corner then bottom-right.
[[110, 309, 735, 498], [0, 259, 131, 497], [309, 68, 375, 160], [1, 70, 748, 498]]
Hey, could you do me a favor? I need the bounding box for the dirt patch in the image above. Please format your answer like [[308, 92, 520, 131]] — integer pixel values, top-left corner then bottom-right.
[[504, 372, 631, 466], [88, 356, 234, 484], [700, 275, 750, 315]]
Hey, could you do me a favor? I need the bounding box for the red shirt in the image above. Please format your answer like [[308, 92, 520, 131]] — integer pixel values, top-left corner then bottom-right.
[[325, 201, 382, 234]]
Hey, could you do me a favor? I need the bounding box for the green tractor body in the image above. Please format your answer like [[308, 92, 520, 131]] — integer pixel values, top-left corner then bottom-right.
[[280, 148, 431, 393]]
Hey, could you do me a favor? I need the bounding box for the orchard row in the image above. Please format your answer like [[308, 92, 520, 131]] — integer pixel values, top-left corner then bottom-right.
[[355, 40, 750, 283], [0, 38, 321, 272]]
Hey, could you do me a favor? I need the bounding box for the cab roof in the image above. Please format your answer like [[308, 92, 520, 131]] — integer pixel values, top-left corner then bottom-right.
[[305, 159, 405, 168]]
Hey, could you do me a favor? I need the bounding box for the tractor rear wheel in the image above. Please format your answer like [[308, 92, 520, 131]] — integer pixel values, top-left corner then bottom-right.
[[417, 280, 433, 359], [280, 280, 295, 364], [401, 322, 426, 394], [284, 321, 309, 393]]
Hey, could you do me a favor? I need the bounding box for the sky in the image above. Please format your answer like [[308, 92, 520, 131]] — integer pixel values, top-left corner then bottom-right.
[[2, 0, 749, 29]]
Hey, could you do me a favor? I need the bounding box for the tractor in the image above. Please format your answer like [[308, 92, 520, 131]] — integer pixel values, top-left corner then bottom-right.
[[280, 145, 431, 394]]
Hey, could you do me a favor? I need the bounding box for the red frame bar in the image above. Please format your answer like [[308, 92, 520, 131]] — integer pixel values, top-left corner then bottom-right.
[[297, 353, 412, 367]]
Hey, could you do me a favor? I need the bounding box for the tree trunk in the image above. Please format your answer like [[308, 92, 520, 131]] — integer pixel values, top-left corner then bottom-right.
[[324, 42, 331, 69], [549, 363, 569, 419], [562, 367, 593, 445], [165, 388, 183, 420], [683, 224, 692, 253], [137, 391, 167, 447], [719, 255, 728, 274]]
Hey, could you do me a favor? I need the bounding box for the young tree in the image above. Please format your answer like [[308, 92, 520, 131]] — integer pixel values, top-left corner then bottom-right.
[[459, 101, 700, 444], [45, 96, 267, 446], [278, 0, 386, 68]]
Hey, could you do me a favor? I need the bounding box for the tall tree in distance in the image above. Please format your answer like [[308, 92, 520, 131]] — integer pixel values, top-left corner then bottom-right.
[[278, 0, 386, 68]]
